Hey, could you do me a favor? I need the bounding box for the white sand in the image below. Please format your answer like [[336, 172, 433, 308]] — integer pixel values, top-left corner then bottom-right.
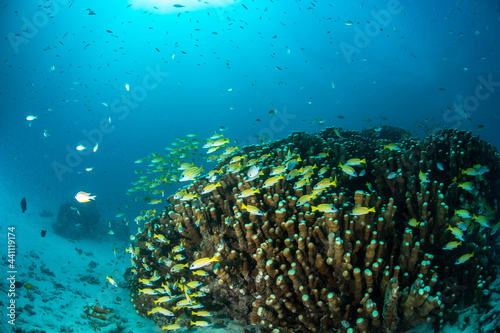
[[1, 208, 161, 333]]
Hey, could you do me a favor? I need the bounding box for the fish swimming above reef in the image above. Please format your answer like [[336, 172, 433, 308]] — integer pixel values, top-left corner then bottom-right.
[[191, 321, 211, 327], [26, 115, 37, 127], [148, 307, 174, 316], [189, 256, 219, 270], [20, 198, 26, 213], [247, 165, 261, 179], [106, 276, 118, 287], [455, 252, 474, 265], [351, 206, 375, 215], [75, 191, 96, 203]]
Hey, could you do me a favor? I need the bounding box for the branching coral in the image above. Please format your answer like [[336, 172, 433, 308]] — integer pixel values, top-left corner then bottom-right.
[[128, 126, 499, 332]]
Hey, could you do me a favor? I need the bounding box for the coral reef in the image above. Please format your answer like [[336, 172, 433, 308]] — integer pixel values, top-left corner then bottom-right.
[[52, 201, 101, 239], [39, 209, 54, 218], [83, 301, 125, 332], [78, 274, 101, 285], [12, 329, 47, 333], [128, 126, 499, 332], [84, 301, 112, 321]]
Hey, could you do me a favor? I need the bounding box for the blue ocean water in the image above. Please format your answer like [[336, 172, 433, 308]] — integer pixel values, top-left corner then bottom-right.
[[1, 0, 500, 216], [1, 0, 500, 332]]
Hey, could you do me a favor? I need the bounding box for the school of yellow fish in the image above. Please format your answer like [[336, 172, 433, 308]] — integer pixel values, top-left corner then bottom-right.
[[118, 130, 497, 330], [121, 130, 387, 329]]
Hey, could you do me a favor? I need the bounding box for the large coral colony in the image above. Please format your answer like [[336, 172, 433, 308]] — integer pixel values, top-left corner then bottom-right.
[[127, 126, 499, 332]]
